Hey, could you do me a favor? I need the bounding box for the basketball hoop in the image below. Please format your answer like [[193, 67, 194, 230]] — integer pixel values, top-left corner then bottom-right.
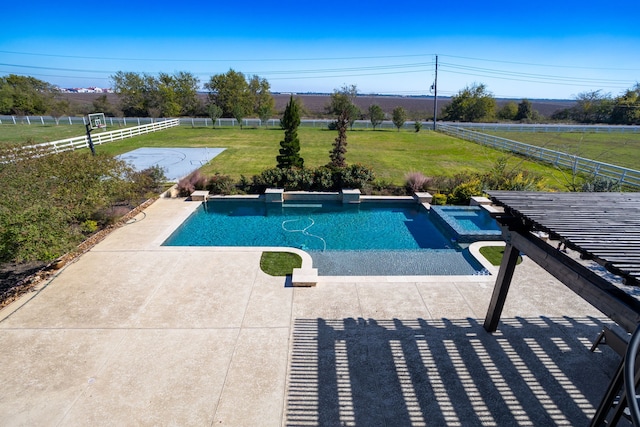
[[87, 112, 107, 131], [86, 112, 106, 155]]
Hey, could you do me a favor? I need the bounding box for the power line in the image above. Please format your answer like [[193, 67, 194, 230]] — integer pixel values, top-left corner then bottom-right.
[[0, 61, 433, 77], [0, 71, 110, 81], [0, 49, 435, 63], [440, 62, 633, 85], [441, 68, 632, 90], [440, 54, 640, 72], [1, 50, 636, 99]]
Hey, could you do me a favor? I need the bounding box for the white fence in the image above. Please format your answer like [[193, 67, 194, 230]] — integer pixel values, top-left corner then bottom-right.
[[455, 123, 640, 134], [0, 115, 167, 127], [437, 124, 640, 189], [0, 115, 431, 130], [178, 117, 427, 130], [2, 119, 180, 159], [4, 115, 640, 134]]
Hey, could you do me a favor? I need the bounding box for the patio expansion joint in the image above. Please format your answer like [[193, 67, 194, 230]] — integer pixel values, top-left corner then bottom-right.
[[453, 282, 481, 319], [212, 259, 264, 424], [280, 271, 296, 425], [354, 282, 365, 319], [414, 282, 435, 320], [56, 327, 130, 427]]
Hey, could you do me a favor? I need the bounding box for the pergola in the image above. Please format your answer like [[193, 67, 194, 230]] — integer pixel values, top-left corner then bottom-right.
[[483, 191, 640, 425]]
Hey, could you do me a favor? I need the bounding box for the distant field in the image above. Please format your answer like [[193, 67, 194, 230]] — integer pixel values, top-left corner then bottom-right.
[[59, 93, 574, 118], [483, 131, 640, 171]]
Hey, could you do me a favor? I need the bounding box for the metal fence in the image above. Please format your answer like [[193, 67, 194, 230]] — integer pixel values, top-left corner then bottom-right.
[[455, 123, 640, 134], [2, 119, 180, 159], [437, 124, 640, 189]]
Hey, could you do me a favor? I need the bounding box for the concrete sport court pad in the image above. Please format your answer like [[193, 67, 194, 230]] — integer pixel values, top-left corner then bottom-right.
[[117, 147, 225, 181]]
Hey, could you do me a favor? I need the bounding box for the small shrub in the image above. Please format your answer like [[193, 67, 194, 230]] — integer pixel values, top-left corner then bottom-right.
[[206, 173, 236, 195], [237, 175, 252, 193], [414, 121, 422, 132], [448, 179, 483, 205], [176, 170, 207, 197], [581, 176, 621, 192], [431, 193, 448, 205], [481, 156, 544, 191], [429, 174, 470, 195], [260, 168, 285, 188], [368, 182, 406, 196], [94, 205, 132, 226], [141, 165, 167, 186], [404, 171, 430, 193], [311, 166, 335, 191], [80, 219, 99, 234], [282, 168, 314, 191], [339, 164, 375, 189]]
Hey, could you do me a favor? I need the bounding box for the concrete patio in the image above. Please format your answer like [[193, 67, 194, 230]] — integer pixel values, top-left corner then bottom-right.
[[0, 198, 627, 426]]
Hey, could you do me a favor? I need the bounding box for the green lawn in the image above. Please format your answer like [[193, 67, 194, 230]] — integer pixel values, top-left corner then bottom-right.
[[1, 123, 578, 188], [72, 126, 568, 188], [0, 122, 132, 145], [0, 123, 88, 145], [478, 245, 522, 266], [483, 131, 640, 171]]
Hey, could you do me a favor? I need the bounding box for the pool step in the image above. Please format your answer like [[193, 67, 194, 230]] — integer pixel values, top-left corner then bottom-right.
[[292, 267, 318, 287]]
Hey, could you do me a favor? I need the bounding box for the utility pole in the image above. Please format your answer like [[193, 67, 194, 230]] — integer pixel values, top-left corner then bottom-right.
[[432, 55, 438, 131]]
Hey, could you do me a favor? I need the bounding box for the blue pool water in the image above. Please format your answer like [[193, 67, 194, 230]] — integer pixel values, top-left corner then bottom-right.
[[430, 206, 502, 242], [163, 201, 498, 276]]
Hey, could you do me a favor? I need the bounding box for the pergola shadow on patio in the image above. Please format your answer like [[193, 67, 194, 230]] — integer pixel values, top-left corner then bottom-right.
[[484, 191, 640, 426], [286, 315, 620, 426]]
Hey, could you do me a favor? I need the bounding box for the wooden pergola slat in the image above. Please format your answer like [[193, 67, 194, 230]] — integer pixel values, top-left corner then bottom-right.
[[483, 191, 640, 426], [488, 191, 640, 284]]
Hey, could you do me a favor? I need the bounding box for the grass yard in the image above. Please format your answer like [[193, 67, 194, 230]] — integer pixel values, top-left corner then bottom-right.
[[75, 126, 569, 188], [483, 131, 640, 171], [0, 122, 133, 146], [0, 123, 89, 145]]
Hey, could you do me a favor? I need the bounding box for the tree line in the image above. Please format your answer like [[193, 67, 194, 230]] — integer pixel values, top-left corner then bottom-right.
[[441, 82, 640, 125], [1, 72, 639, 125]]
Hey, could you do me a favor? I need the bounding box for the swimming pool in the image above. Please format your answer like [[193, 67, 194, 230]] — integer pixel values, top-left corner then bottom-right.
[[163, 201, 498, 276], [430, 206, 502, 242]]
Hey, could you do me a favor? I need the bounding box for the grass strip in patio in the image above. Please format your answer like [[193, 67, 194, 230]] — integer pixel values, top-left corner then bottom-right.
[[479, 245, 522, 266], [260, 252, 302, 276]]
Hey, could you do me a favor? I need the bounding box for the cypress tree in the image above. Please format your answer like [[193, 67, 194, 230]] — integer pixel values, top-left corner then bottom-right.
[[277, 96, 304, 168]]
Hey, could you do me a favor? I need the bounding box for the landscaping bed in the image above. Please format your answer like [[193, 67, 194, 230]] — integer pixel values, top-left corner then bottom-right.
[[0, 198, 157, 308]]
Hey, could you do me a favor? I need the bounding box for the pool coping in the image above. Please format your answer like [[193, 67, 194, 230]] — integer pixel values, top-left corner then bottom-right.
[[155, 199, 502, 286], [430, 205, 503, 242]]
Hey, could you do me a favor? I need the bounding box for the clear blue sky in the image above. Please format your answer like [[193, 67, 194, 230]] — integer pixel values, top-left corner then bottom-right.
[[1, 0, 638, 99]]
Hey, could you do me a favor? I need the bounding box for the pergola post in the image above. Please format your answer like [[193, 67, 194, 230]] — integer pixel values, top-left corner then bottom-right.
[[483, 242, 521, 333]]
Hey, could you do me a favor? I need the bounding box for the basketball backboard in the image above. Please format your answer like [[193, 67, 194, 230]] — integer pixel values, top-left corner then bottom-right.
[[87, 113, 106, 131]]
